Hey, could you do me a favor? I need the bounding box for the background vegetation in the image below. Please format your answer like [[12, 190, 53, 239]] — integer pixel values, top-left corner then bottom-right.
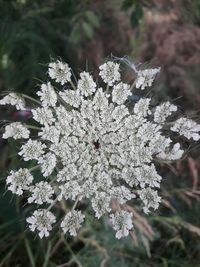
[[0, 0, 200, 266]]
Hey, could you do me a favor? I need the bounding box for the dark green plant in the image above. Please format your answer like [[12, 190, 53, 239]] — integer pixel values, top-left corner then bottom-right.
[[121, 0, 147, 28], [0, 0, 99, 94]]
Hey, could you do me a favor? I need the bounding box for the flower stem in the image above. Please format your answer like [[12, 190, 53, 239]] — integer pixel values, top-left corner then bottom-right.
[[47, 195, 59, 211], [70, 81, 77, 90], [105, 84, 110, 94], [130, 80, 136, 91], [22, 94, 41, 105], [25, 124, 41, 130], [72, 197, 80, 210], [29, 165, 40, 172]]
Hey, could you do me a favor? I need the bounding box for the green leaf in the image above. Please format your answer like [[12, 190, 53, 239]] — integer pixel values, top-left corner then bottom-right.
[[42, 241, 52, 267], [24, 237, 36, 267], [70, 24, 81, 44], [121, 0, 134, 11], [82, 21, 93, 39], [130, 4, 143, 28], [85, 10, 100, 28]]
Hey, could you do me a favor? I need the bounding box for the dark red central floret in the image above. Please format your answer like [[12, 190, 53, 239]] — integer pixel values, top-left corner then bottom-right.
[[93, 140, 100, 150]]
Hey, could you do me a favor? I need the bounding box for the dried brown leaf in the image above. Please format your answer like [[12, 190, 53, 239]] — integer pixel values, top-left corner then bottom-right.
[[161, 199, 177, 213], [181, 222, 200, 237], [188, 157, 199, 191]]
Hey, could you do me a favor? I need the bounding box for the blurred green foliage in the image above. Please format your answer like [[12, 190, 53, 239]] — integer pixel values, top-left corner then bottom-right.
[[70, 10, 100, 44], [0, 0, 99, 94], [121, 0, 144, 28]]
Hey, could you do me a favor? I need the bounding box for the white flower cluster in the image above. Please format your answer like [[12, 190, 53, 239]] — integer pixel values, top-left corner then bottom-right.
[[99, 61, 120, 86], [0, 92, 26, 110], [28, 181, 54, 204], [18, 139, 46, 161], [61, 210, 85, 236], [110, 211, 133, 239], [3, 122, 30, 139], [171, 118, 200, 141], [48, 60, 71, 85], [6, 168, 33, 195], [77, 71, 96, 96], [1, 59, 200, 239], [138, 188, 161, 214], [135, 67, 160, 90], [112, 82, 131, 105], [154, 102, 177, 124], [26, 209, 56, 238], [37, 82, 57, 107]]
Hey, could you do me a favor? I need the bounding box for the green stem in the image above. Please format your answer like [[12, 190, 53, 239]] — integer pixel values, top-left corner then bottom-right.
[[47, 195, 59, 211], [72, 197, 80, 210], [130, 80, 136, 91], [29, 165, 40, 172], [105, 84, 110, 93], [22, 94, 41, 105], [70, 81, 77, 90], [25, 124, 41, 130]]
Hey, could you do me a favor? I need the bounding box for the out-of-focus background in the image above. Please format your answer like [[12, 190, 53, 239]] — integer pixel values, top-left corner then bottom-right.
[[0, 0, 200, 266]]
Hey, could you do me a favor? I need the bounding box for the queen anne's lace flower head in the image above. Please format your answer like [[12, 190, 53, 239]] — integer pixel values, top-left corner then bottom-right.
[[61, 210, 85, 236], [38, 125, 60, 144], [135, 67, 160, 90], [158, 143, 184, 161], [133, 98, 151, 117], [92, 192, 112, 218], [48, 60, 71, 85], [58, 181, 82, 201], [171, 118, 200, 141], [3, 122, 30, 139], [77, 71, 96, 96], [6, 168, 33, 195], [32, 107, 55, 126], [138, 188, 161, 214], [37, 82, 57, 107], [19, 140, 46, 161], [99, 61, 121, 86], [110, 211, 133, 239], [38, 152, 56, 177], [26, 209, 56, 238], [112, 82, 131, 105], [28, 181, 54, 204], [1, 58, 200, 239], [0, 93, 26, 110], [154, 102, 177, 124], [59, 90, 82, 108]]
